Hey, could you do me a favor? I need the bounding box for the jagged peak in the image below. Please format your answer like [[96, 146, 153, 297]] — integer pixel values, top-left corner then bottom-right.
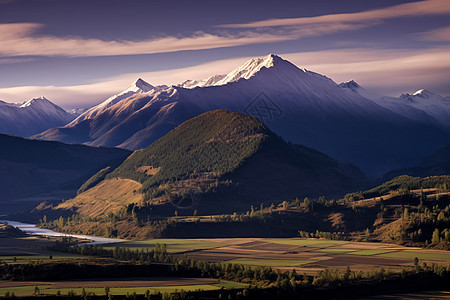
[[413, 89, 434, 98], [400, 89, 437, 101], [213, 54, 296, 86], [20, 96, 53, 108], [130, 78, 154, 92], [338, 80, 360, 90]]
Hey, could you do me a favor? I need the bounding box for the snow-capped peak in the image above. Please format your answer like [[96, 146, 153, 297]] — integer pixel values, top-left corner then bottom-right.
[[68, 78, 156, 125], [18, 96, 70, 116], [129, 78, 154, 93], [412, 89, 435, 98], [20, 96, 52, 108], [214, 54, 289, 86], [178, 74, 226, 89], [99, 78, 154, 108], [399, 89, 439, 102]]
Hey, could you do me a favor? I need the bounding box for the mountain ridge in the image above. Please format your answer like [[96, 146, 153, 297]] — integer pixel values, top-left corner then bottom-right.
[[0, 96, 76, 137], [33, 54, 450, 177]]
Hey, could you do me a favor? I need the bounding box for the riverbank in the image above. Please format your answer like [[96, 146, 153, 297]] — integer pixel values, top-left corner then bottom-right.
[[0, 220, 123, 245]]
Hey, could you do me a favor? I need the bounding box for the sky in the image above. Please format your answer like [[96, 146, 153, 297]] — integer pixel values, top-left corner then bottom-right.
[[0, 0, 449, 109]]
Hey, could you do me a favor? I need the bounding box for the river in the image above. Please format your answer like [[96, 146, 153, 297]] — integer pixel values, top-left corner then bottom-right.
[[0, 219, 124, 245]]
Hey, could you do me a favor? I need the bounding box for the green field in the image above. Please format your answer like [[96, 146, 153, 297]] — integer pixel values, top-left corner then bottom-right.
[[44, 285, 221, 296], [0, 285, 50, 297], [211, 281, 249, 289], [264, 239, 349, 248], [0, 252, 86, 263], [378, 251, 450, 262], [317, 248, 357, 253], [348, 249, 397, 256], [107, 239, 224, 253], [0, 281, 248, 297], [225, 258, 314, 267]]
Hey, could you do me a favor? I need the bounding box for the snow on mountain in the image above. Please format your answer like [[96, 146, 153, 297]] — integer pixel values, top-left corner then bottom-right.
[[68, 107, 89, 116], [397, 89, 450, 126], [340, 80, 450, 128], [0, 96, 76, 137], [70, 78, 155, 125], [34, 54, 450, 177], [178, 74, 226, 89]]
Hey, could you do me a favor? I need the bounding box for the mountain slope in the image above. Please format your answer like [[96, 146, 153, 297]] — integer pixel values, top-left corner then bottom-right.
[[0, 134, 131, 213], [34, 55, 450, 177], [384, 144, 450, 179], [56, 110, 366, 217], [340, 80, 450, 128], [0, 97, 76, 137]]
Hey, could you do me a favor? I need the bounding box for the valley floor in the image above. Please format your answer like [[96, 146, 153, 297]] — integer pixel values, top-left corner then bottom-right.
[[107, 237, 450, 274]]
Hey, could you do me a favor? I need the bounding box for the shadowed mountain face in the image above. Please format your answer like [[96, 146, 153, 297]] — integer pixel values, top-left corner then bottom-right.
[[34, 55, 450, 177], [384, 144, 450, 180], [0, 97, 76, 137], [0, 133, 131, 213], [62, 110, 367, 216]]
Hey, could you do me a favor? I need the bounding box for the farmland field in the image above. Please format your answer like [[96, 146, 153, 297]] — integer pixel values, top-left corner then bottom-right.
[[106, 239, 225, 253], [2, 235, 449, 274], [0, 278, 247, 297], [106, 238, 450, 273]]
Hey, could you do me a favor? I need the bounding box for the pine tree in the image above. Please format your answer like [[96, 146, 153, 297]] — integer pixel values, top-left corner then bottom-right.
[[432, 228, 440, 244]]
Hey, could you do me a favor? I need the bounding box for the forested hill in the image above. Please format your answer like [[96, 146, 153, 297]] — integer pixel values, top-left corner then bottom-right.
[[62, 110, 366, 217]]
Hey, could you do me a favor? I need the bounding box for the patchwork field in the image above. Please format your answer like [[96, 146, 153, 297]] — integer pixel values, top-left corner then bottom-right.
[[108, 238, 450, 273], [0, 278, 248, 296], [2, 235, 449, 274]]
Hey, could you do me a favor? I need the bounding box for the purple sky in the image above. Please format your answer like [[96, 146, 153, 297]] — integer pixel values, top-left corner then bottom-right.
[[0, 0, 449, 108]]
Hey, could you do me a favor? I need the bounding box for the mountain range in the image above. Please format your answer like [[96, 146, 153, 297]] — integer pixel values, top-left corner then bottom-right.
[[30, 54, 450, 178], [0, 96, 77, 137], [339, 80, 450, 128]]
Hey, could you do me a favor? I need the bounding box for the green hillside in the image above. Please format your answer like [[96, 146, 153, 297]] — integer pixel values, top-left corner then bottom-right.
[[57, 110, 366, 219]]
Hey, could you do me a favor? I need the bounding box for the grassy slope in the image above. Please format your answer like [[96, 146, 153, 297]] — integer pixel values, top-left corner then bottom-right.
[[56, 178, 143, 217]]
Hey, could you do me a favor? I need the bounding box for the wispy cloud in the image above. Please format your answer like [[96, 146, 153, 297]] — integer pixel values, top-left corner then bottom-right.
[[0, 23, 293, 58], [282, 47, 450, 95], [1, 0, 449, 58], [220, 0, 450, 28], [416, 26, 450, 42], [1, 47, 449, 108]]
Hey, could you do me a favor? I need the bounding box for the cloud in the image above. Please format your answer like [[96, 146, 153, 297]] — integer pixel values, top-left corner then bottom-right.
[[1, 47, 449, 108], [282, 47, 450, 96], [0, 23, 294, 58], [416, 26, 450, 42], [220, 0, 450, 28], [1, 1, 448, 59], [0, 58, 33, 64]]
